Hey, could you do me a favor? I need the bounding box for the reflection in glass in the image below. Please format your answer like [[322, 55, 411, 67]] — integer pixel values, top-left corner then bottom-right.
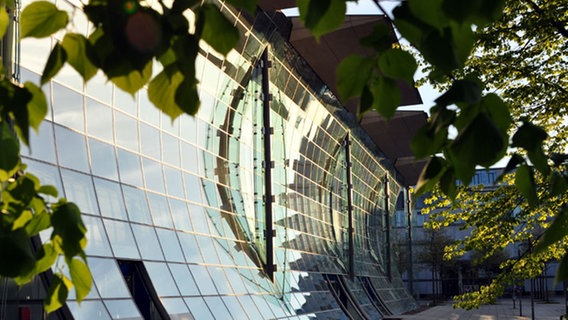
[[164, 166, 185, 199], [61, 169, 99, 214], [94, 178, 127, 220], [21, 120, 56, 163], [55, 125, 90, 172], [162, 133, 181, 167], [67, 300, 111, 320], [161, 298, 192, 320], [131, 224, 164, 261], [184, 173, 203, 204], [117, 149, 144, 186], [82, 216, 112, 256], [168, 263, 200, 296], [52, 82, 84, 131], [115, 112, 139, 151], [123, 185, 152, 224], [89, 258, 132, 298], [143, 158, 165, 193], [89, 138, 119, 180], [156, 228, 185, 262], [104, 219, 140, 259], [144, 262, 179, 297], [114, 89, 137, 115], [177, 233, 203, 263], [140, 122, 161, 160], [188, 265, 217, 295], [86, 98, 113, 142], [169, 199, 192, 231], [147, 193, 174, 228], [184, 297, 214, 320], [104, 299, 143, 320]]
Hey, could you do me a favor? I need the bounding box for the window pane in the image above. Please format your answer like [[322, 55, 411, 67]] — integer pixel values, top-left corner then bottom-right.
[[117, 148, 144, 186], [177, 233, 203, 264], [89, 139, 119, 180], [148, 193, 173, 228], [94, 178, 127, 220], [115, 112, 139, 151], [55, 125, 90, 172], [104, 299, 143, 320], [188, 265, 217, 295], [131, 224, 164, 261], [162, 133, 180, 167], [21, 120, 56, 163], [86, 72, 112, 104], [144, 262, 179, 297], [168, 263, 200, 296], [52, 82, 84, 131], [68, 301, 111, 320], [123, 185, 152, 224], [188, 204, 210, 234], [164, 166, 184, 198], [180, 142, 199, 174], [161, 298, 191, 320], [140, 122, 161, 160], [86, 98, 113, 142], [204, 297, 232, 320], [82, 216, 112, 256], [169, 199, 192, 231], [104, 219, 140, 259], [143, 158, 165, 193], [90, 258, 131, 298], [184, 173, 204, 204], [184, 297, 214, 320], [139, 91, 160, 126], [156, 228, 184, 262], [22, 159, 62, 203], [114, 89, 137, 115], [61, 169, 99, 215]]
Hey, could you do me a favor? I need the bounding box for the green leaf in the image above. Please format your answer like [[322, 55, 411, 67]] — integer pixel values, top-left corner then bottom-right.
[[550, 172, 568, 197], [440, 169, 457, 199], [415, 156, 446, 195], [336, 54, 374, 102], [25, 210, 51, 236], [435, 79, 482, 107], [20, 1, 68, 38], [197, 4, 239, 56], [555, 252, 568, 282], [359, 85, 373, 114], [225, 0, 257, 13], [410, 123, 448, 158], [515, 164, 538, 207], [378, 49, 417, 85], [360, 23, 393, 52], [44, 274, 71, 313], [0, 7, 9, 39], [0, 228, 35, 278], [15, 241, 57, 285], [38, 184, 58, 197], [171, 0, 200, 14], [409, 0, 446, 29], [511, 121, 548, 151], [480, 93, 511, 133], [41, 43, 67, 85], [534, 206, 568, 254], [51, 201, 87, 259], [175, 78, 200, 116], [68, 258, 92, 302], [496, 153, 523, 182], [60, 33, 97, 82], [298, 0, 346, 39], [111, 61, 152, 95], [24, 82, 48, 132], [0, 121, 20, 181], [148, 68, 184, 120], [371, 76, 401, 119]]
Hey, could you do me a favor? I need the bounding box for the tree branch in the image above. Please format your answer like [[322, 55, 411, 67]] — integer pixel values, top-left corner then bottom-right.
[[523, 0, 568, 38]]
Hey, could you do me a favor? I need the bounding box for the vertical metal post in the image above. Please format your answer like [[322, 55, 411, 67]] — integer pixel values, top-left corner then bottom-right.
[[261, 49, 274, 281], [406, 187, 414, 295], [344, 134, 354, 279], [385, 178, 391, 281]]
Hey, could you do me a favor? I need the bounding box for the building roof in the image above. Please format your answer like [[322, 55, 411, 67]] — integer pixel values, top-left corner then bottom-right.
[[257, 3, 428, 186]]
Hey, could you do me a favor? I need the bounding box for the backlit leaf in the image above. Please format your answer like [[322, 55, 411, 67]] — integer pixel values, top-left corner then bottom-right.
[[298, 0, 346, 39], [61, 33, 97, 82], [409, 0, 446, 29], [435, 79, 482, 107], [336, 54, 374, 102], [197, 4, 239, 56], [371, 76, 401, 119], [44, 274, 71, 313], [21, 1, 68, 38], [25, 210, 51, 236], [0, 7, 8, 39], [175, 78, 200, 116], [41, 43, 67, 85], [148, 68, 184, 120], [51, 201, 87, 259], [68, 258, 92, 302], [378, 49, 417, 84], [511, 121, 547, 151], [515, 164, 538, 207], [0, 121, 20, 181], [416, 156, 446, 195], [24, 82, 48, 132], [111, 61, 152, 95]]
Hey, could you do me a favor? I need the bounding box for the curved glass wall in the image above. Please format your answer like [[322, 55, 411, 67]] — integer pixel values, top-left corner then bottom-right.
[[2, 0, 417, 319]]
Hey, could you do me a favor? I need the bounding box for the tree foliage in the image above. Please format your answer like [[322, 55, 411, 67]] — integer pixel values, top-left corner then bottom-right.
[[0, 0, 566, 312]]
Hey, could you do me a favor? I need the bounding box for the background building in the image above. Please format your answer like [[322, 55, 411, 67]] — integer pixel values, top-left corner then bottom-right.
[[1, 0, 427, 319]]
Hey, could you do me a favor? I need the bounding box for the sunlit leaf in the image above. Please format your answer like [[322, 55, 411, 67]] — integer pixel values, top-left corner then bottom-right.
[[148, 68, 184, 120], [25, 210, 51, 236], [41, 43, 67, 85], [21, 1, 68, 38], [51, 201, 87, 259], [534, 206, 568, 254], [378, 49, 417, 85], [0, 7, 9, 39], [298, 0, 346, 39], [336, 54, 374, 102], [111, 61, 152, 95], [15, 242, 57, 285], [24, 82, 48, 132], [371, 76, 401, 119], [44, 274, 71, 313], [515, 164, 538, 207], [61, 33, 97, 82], [197, 4, 239, 56], [68, 258, 92, 302], [38, 185, 58, 197]]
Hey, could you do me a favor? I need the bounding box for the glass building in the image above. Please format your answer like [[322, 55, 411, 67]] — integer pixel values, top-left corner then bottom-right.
[[2, 0, 425, 319]]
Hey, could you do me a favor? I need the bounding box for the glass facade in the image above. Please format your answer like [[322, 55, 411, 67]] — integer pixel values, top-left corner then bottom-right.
[[2, 0, 417, 319]]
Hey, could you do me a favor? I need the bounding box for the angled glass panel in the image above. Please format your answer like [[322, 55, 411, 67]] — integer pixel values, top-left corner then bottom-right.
[[117, 148, 144, 187], [144, 262, 180, 297], [168, 263, 200, 296], [90, 257, 132, 298], [238, 295, 263, 319], [67, 300, 111, 320], [104, 299, 143, 320], [131, 224, 164, 261], [169, 199, 192, 231], [179, 115, 197, 144], [188, 265, 217, 295], [164, 166, 184, 198], [196, 235, 220, 265], [139, 90, 160, 126], [162, 115, 180, 136], [21, 120, 56, 163], [55, 125, 90, 172], [147, 193, 174, 228], [123, 185, 152, 224], [52, 82, 84, 131], [161, 298, 192, 320], [184, 297, 214, 320], [115, 112, 139, 151], [82, 215, 112, 256], [204, 297, 233, 320], [184, 173, 204, 204], [61, 169, 99, 215], [140, 122, 161, 160], [143, 158, 165, 193], [86, 97, 113, 142], [162, 132, 181, 167], [89, 139, 119, 180], [156, 228, 185, 262], [114, 89, 137, 116], [180, 142, 198, 174], [177, 232, 203, 264], [223, 268, 248, 294], [104, 219, 140, 259], [188, 204, 210, 234], [94, 178, 127, 220], [207, 267, 232, 294], [86, 72, 112, 104], [222, 296, 249, 320]]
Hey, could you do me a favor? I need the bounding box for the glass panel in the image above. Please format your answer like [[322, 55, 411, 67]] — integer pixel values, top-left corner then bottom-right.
[[177, 232, 203, 264], [188, 204, 209, 234], [55, 125, 90, 172], [86, 72, 113, 104], [139, 91, 160, 126], [94, 178, 127, 220], [162, 133, 181, 167], [104, 299, 143, 320], [222, 296, 249, 320], [184, 297, 214, 320], [184, 173, 203, 204], [21, 120, 56, 163], [52, 82, 84, 131], [89, 139, 119, 180], [181, 142, 199, 174], [164, 166, 184, 198], [104, 219, 140, 259], [117, 148, 144, 186], [61, 169, 99, 215], [131, 224, 164, 260], [238, 295, 263, 319], [179, 115, 197, 143], [169, 199, 192, 231], [82, 216, 112, 256], [90, 258, 132, 298], [156, 228, 184, 262], [123, 185, 152, 224], [22, 159, 62, 203], [115, 112, 139, 151], [207, 267, 232, 294], [168, 263, 200, 296], [188, 265, 217, 295], [140, 122, 161, 160], [143, 158, 165, 193], [204, 297, 232, 320], [161, 298, 192, 320], [144, 262, 179, 296], [114, 89, 137, 116], [196, 236, 220, 265], [67, 300, 111, 320], [86, 98, 113, 142], [148, 193, 173, 228]]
